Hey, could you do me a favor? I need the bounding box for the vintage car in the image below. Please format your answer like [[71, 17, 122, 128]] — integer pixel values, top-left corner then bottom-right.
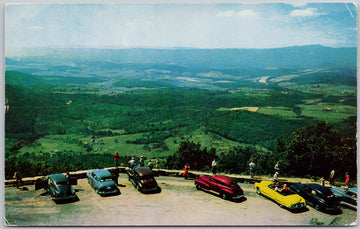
[[127, 167, 161, 193], [289, 183, 340, 212], [87, 169, 120, 196], [45, 174, 78, 201], [331, 187, 357, 210], [255, 180, 306, 210], [194, 175, 244, 200]]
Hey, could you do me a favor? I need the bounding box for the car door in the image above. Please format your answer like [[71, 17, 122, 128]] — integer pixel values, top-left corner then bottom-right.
[[209, 178, 221, 193], [89, 172, 96, 188], [302, 187, 313, 204], [303, 186, 318, 206], [94, 175, 101, 190]]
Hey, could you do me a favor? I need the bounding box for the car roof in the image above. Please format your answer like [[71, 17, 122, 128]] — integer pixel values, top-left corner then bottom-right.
[[93, 169, 112, 178], [134, 167, 153, 176], [212, 175, 235, 186], [307, 183, 332, 195], [48, 174, 68, 182]]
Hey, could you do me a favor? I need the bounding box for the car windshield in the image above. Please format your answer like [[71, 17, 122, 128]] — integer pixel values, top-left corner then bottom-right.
[[140, 175, 154, 180]]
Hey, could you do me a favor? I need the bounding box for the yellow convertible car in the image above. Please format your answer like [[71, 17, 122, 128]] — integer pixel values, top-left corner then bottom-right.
[[255, 180, 306, 210]]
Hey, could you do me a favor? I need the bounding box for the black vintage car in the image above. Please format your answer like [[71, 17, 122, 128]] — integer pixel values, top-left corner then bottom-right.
[[36, 174, 78, 202], [127, 167, 161, 193], [289, 183, 340, 212]]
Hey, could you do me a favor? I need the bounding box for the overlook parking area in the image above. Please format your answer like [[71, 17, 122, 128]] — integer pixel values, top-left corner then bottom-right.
[[5, 176, 357, 226]]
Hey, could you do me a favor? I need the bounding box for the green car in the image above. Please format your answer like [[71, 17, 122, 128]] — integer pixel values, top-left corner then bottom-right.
[[87, 169, 120, 196]]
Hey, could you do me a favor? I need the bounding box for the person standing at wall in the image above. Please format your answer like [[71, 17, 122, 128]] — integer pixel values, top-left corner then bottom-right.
[[211, 158, 218, 175], [155, 158, 160, 169], [114, 152, 120, 167], [329, 170, 335, 186], [140, 156, 145, 167], [183, 163, 190, 180], [345, 172, 350, 188], [249, 161, 256, 178]]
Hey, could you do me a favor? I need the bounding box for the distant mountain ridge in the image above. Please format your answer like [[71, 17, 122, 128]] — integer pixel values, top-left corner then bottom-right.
[[6, 45, 357, 70]]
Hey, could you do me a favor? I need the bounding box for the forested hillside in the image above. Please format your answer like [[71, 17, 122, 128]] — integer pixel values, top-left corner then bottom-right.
[[5, 46, 357, 182]]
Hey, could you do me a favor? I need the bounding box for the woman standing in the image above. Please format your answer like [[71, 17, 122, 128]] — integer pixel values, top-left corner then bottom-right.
[[183, 163, 190, 179], [345, 172, 350, 188]]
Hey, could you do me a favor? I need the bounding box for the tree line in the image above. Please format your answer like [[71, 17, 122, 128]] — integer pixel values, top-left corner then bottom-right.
[[6, 121, 355, 186]]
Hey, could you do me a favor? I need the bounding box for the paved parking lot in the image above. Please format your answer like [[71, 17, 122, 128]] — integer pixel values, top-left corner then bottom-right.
[[4, 176, 357, 226]]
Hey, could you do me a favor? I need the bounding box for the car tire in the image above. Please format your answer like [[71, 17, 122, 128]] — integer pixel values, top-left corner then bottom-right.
[[314, 204, 320, 211], [136, 185, 141, 192], [256, 187, 261, 195], [221, 193, 229, 200], [196, 184, 201, 190]]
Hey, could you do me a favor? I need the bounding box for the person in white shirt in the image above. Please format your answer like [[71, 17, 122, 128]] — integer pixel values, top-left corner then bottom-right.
[[211, 159, 218, 175], [249, 161, 256, 178]]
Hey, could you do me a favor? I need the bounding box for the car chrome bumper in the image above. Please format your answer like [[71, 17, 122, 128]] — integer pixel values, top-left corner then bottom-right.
[[99, 188, 120, 195], [52, 194, 77, 201], [232, 194, 244, 200], [340, 201, 357, 210], [289, 203, 306, 209], [142, 186, 161, 193]]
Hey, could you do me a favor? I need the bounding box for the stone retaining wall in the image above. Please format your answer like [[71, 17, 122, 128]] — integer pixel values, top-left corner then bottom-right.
[[5, 167, 313, 187]]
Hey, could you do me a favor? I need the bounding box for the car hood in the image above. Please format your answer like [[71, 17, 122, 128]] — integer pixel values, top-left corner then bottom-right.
[[285, 194, 306, 204]]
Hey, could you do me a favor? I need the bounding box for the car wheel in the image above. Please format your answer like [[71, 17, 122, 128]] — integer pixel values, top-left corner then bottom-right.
[[196, 184, 201, 190], [314, 204, 320, 211], [221, 193, 229, 200], [256, 187, 261, 195], [136, 185, 141, 192]]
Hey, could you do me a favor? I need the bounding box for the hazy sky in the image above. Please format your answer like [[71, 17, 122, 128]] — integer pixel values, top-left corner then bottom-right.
[[5, 3, 358, 50]]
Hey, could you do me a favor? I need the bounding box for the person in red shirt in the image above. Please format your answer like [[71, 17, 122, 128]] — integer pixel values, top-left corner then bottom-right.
[[345, 172, 350, 188], [183, 163, 190, 180], [114, 152, 119, 167]]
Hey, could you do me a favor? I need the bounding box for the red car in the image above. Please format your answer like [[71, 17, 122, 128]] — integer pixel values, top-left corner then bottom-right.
[[195, 175, 244, 200]]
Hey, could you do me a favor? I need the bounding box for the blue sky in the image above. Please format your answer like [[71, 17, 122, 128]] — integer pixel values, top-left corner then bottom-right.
[[5, 3, 357, 51]]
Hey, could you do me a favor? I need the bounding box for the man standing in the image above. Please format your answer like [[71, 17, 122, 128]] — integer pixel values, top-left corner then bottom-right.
[[140, 156, 145, 167], [274, 161, 280, 173], [249, 161, 256, 178], [128, 157, 135, 169], [273, 171, 279, 183], [211, 158, 218, 175], [14, 170, 22, 188], [155, 158, 160, 169], [114, 152, 119, 167], [147, 160, 154, 170], [329, 170, 335, 186]]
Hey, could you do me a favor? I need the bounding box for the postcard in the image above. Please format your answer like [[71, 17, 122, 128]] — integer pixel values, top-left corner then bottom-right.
[[3, 2, 358, 226]]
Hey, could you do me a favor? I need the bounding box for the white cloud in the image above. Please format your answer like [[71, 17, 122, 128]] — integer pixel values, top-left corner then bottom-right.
[[216, 10, 235, 17], [236, 9, 258, 18], [290, 8, 325, 17]]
